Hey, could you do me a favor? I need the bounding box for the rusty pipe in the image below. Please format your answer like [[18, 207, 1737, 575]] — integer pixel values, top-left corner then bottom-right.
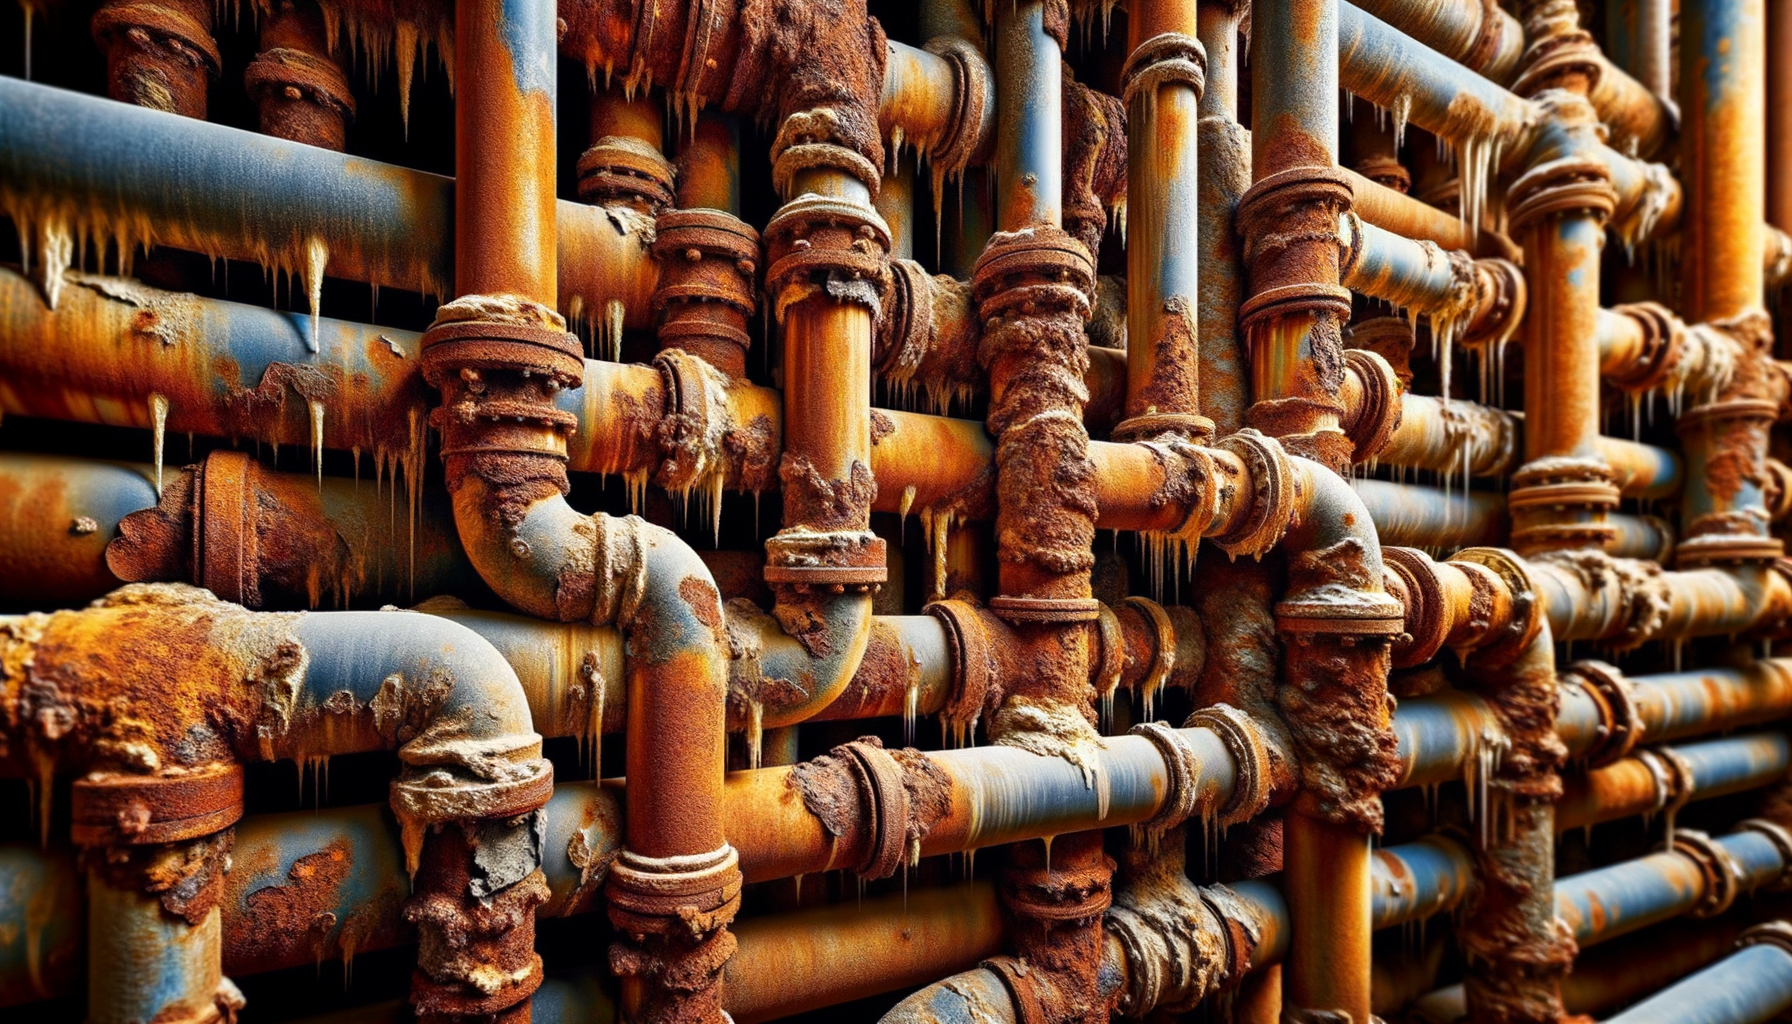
[[1348, 0, 1525, 82], [1601, 927, 1792, 1024], [1558, 732, 1792, 832], [1113, 0, 1210, 443], [0, 77, 659, 335]]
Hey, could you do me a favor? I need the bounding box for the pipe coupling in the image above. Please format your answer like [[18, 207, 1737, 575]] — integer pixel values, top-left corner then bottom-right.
[[1186, 703, 1273, 827], [1671, 829, 1745, 918], [1121, 32, 1206, 110], [1127, 721, 1207, 844], [922, 36, 995, 175], [1450, 547, 1541, 658], [763, 191, 892, 323], [577, 135, 676, 212], [243, 47, 355, 145], [1739, 919, 1792, 954], [1737, 820, 1792, 891], [1563, 660, 1642, 767], [924, 598, 996, 742], [1461, 257, 1527, 348], [606, 843, 744, 938], [652, 209, 761, 375]]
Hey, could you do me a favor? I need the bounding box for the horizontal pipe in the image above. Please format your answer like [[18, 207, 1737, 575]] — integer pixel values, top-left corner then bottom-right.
[[1370, 827, 1789, 941], [1601, 940, 1792, 1024], [1558, 733, 1792, 832], [1351, 479, 1507, 548], [0, 452, 156, 607], [0, 78, 657, 331]]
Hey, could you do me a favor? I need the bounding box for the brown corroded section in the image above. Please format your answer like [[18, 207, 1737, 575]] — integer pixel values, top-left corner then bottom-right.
[[91, 0, 220, 118], [1060, 68, 1128, 265], [246, 0, 356, 150], [406, 821, 549, 1023], [559, 0, 889, 191]]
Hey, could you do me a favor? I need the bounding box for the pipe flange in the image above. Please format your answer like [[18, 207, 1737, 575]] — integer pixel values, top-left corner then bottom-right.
[[981, 955, 1053, 1024], [651, 348, 730, 494], [1343, 348, 1402, 464], [1093, 602, 1126, 706], [243, 47, 356, 119], [762, 193, 891, 317], [1677, 397, 1781, 433], [1675, 533, 1786, 567], [924, 599, 995, 740], [419, 317, 586, 390], [1506, 157, 1616, 233], [1739, 920, 1792, 955], [763, 529, 888, 587], [1110, 412, 1217, 444], [971, 225, 1096, 322], [989, 595, 1102, 623], [1767, 460, 1792, 523], [837, 737, 912, 880], [1511, 35, 1605, 100], [1508, 457, 1620, 512], [71, 762, 244, 847], [1450, 547, 1542, 660], [876, 258, 935, 380], [607, 842, 744, 936], [1184, 703, 1272, 827], [1354, 155, 1412, 194], [1123, 596, 1177, 702], [1462, 0, 1514, 74], [923, 36, 994, 175], [1236, 165, 1355, 242], [576, 136, 676, 211], [1672, 829, 1744, 918], [1564, 660, 1642, 767], [1738, 819, 1792, 891], [1208, 428, 1294, 561], [1605, 302, 1683, 394], [1120, 32, 1207, 110], [1128, 721, 1205, 842], [1383, 548, 1447, 668], [651, 208, 761, 317], [1200, 883, 1266, 982], [1646, 744, 1696, 820], [199, 450, 259, 606], [1238, 283, 1355, 340], [390, 756, 555, 827], [770, 111, 884, 198], [1461, 258, 1526, 348], [1346, 316, 1416, 392]]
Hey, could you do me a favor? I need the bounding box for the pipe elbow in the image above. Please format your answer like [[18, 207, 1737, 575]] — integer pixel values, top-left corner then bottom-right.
[[728, 591, 875, 733], [1282, 457, 1400, 614], [877, 967, 1017, 1024]]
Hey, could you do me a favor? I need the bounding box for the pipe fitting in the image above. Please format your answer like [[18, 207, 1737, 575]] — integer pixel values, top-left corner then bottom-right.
[[1562, 660, 1643, 767], [1508, 456, 1621, 554], [91, 0, 221, 119], [577, 135, 677, 213], [1672, 829, 1746, 918], [1341, 348, 1403, 463], [651, 211, 761, 380]]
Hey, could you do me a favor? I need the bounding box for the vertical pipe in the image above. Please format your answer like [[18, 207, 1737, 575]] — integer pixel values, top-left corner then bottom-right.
[[1197, 0, 1252, 435], [1241, 0, 1355, 470], [1116, 0, 1211, 442], [1284, 814, 1373, 1021], [878, 164, 918, 261], [455, 0, 559, 305], [1678, 0, 1782, 562], [677, 113, 742, 214], [1520, 216, 1606, 465], [87, 864, 233, 1024], [1772, 0, 1792, 241], [993, 2, 1062, 231], [1685, 0, 1768, 321]]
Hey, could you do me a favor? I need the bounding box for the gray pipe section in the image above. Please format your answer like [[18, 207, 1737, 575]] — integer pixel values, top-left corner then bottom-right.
[[1602, 941, 1792, 1024]]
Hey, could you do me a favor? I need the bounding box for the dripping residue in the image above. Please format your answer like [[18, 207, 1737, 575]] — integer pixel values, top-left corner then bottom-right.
[[149, 392, 170, 497]]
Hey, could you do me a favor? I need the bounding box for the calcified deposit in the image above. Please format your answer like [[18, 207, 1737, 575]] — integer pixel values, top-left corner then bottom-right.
[[13, 0, 1792, 1022]]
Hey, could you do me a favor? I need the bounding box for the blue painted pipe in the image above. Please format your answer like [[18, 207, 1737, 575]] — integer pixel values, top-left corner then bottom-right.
[[1603, 941, 1792, 1024]]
